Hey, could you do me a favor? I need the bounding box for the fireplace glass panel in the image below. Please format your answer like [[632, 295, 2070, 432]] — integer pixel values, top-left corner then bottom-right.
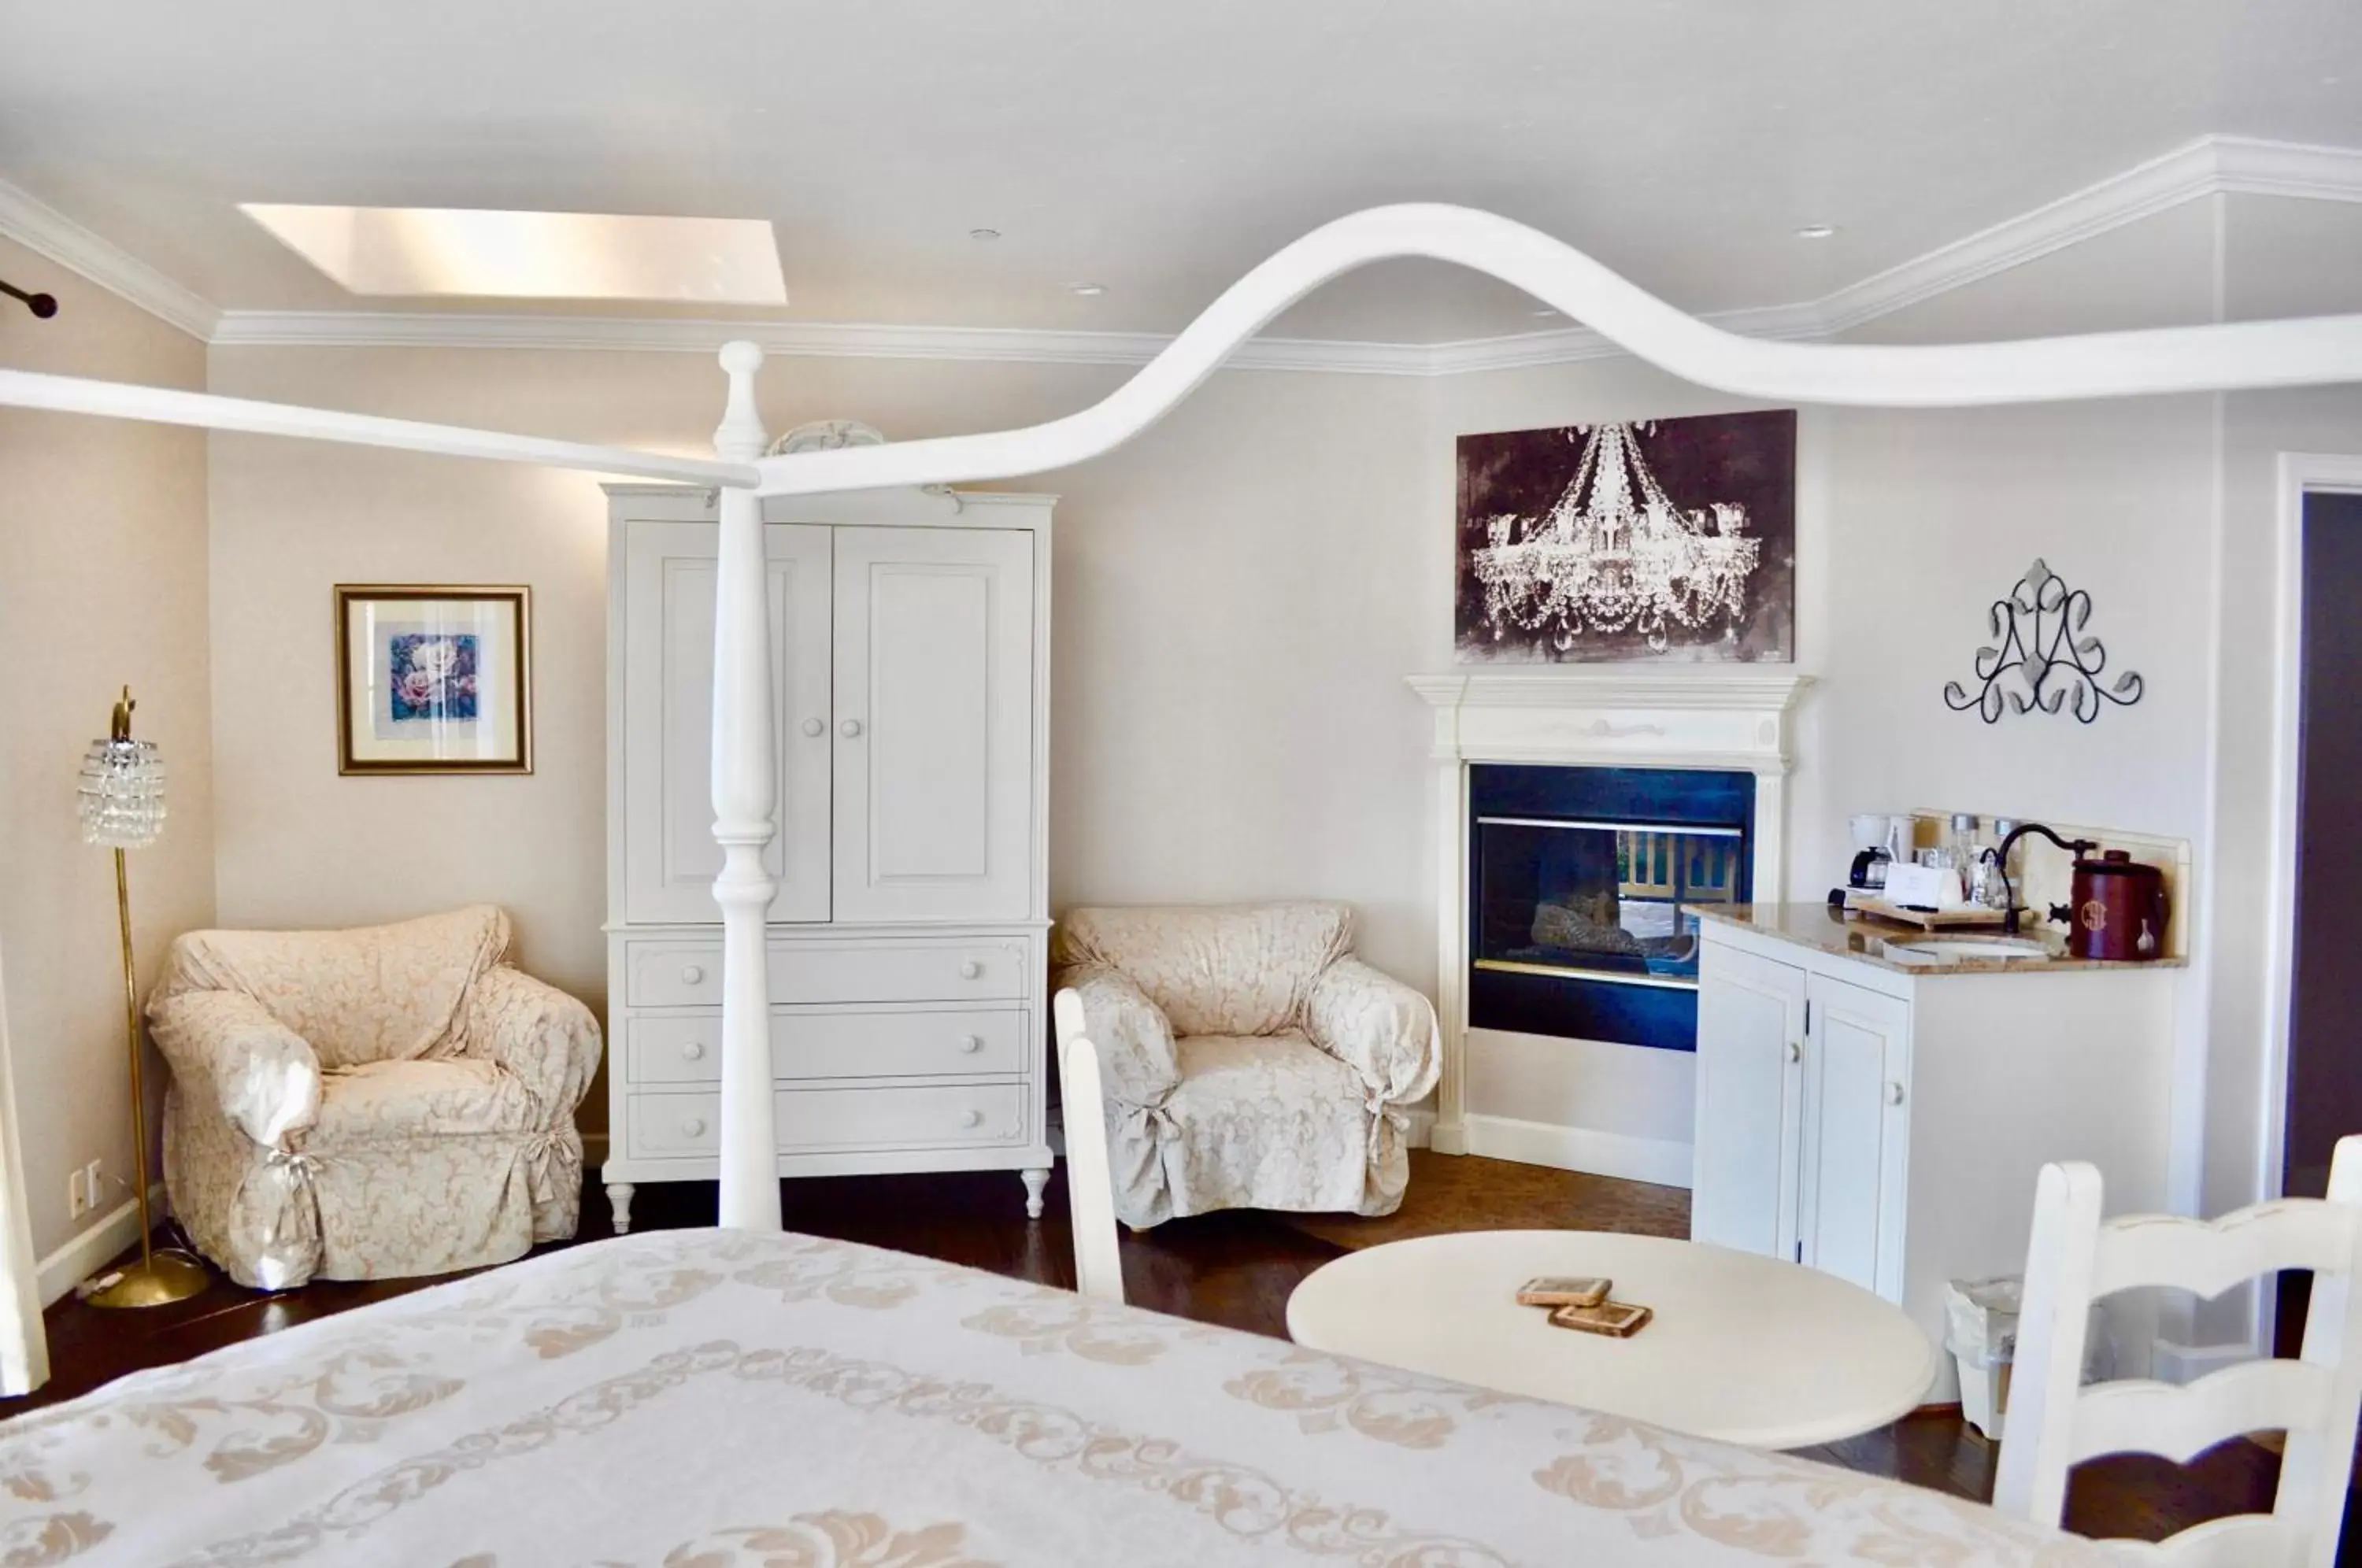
[[1474, 817, 1744, 988]]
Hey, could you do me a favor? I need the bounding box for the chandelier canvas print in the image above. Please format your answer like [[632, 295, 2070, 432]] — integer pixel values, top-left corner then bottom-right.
[[1456, 409, 1796, 663]]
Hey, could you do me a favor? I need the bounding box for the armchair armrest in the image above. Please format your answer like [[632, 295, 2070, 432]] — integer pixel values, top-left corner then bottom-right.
[[1051, 965, 1181, 1108], [460, 966, 602, 1126], [146, 990, 321, 1148], [1305, 957, 1441, 1108]]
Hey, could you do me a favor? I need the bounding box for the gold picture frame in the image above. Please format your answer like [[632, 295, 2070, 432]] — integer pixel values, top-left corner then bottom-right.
[[335, 584, 532, 775]]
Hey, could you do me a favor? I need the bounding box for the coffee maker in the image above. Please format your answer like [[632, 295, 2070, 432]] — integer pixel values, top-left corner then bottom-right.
[[1831, 812, 1903, 909]]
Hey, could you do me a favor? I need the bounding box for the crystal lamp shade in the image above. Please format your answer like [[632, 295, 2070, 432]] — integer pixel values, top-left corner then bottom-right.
[[77, 737, 168, 849]]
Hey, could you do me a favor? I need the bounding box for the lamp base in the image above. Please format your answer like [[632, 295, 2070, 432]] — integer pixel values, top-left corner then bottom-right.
[[87, 1249, 209, 1309]]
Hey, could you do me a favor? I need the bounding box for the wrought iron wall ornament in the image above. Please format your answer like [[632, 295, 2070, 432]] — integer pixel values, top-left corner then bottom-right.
[[1942, 558, 2143, 723]]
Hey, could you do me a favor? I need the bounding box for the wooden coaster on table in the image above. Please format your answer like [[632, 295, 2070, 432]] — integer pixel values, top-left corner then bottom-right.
[[1515, 1276, 1611, 1308], [1549, 1300, 1653, 1337]]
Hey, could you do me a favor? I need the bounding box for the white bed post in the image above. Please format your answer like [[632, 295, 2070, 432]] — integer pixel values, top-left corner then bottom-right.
[[709, 341, 783, 1232]]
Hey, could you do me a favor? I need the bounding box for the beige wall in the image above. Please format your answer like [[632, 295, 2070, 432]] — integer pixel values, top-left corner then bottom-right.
[[0, 235, 213, 1263], [204, 347, 1435, 1137]]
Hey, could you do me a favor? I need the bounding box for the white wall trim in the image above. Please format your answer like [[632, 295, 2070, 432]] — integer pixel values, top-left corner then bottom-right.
[[0, 180, 220, 341], [12, 135, 2362, 372], [1462, 1112, 1693, 1189], [2256, 452, 2362, 1359], [34, 1182, 171, 1308]]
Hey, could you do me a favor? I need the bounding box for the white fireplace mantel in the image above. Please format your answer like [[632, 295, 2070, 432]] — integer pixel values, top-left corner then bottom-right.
[[1408, 668, 1812, 1163]]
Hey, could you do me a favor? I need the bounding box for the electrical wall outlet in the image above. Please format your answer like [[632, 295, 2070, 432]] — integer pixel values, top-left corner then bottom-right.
[[66, 1159, 107, 1220]]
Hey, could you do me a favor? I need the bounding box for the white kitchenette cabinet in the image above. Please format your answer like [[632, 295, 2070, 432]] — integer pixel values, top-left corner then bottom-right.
[[602, 483, 1056, 1233], [1694, 904, 2180, 1398]]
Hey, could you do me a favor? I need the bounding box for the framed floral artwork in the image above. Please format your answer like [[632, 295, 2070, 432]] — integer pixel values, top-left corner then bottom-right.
[[335, 585, 531, 775]]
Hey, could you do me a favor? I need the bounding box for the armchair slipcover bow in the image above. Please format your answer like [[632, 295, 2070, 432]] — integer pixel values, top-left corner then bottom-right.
[[1053, 902, 1439, 1229], [146, 906, 600, 1289]]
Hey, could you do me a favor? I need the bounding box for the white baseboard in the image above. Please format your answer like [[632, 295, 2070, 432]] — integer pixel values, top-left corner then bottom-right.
[[1461, 1114, 1694, 1189], [35, 1182, 169, 1307]]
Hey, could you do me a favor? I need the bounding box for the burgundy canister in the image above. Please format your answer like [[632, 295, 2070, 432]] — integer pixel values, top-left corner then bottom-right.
[[2069, 850, 2168, 961]]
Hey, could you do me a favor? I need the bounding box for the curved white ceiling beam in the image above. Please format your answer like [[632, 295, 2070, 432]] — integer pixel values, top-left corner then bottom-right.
[[0, 367, 756, 487], [753, 202, 2362, 497]]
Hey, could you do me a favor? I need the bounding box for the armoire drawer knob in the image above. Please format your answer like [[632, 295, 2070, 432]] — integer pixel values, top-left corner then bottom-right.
[[839, 718, 864, 738], [960, 1108, 984, 1129], [682, 1116, 708, 1137], [1886, 1082, 1906, 1108], [801, 717, 825, 738], [680, 964, 705, 985], [957, 1034, 983, 1054], [681, 1041, 706, 1061], [959, 960, 983, 979]]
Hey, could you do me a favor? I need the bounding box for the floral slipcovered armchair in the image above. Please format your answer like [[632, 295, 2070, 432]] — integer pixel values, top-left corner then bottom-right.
[[146, 905, 599, 1289], [1052, 902, 1438, 1229]]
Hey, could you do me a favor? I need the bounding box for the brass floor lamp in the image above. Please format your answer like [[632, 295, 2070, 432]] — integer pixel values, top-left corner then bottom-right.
[[76, 687, 206, 1308]]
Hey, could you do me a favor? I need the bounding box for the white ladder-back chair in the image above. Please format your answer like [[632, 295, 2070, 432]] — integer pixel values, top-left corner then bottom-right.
[[1053, 988, 1125, 1304], [1993, 1135, 2362, 1566]]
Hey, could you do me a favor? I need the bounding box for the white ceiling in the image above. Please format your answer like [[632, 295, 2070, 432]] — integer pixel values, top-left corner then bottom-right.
[[4, 0, 2361, 342]]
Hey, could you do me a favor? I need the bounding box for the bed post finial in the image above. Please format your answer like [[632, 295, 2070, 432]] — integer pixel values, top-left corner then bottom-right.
[[709, 337, 783, 1233], [714, 340, 767, 459]]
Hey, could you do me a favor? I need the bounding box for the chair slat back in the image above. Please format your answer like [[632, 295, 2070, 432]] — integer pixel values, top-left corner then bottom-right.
[[1994, 1135, 2362, 1568], [1053, 988, 1125, 1304]]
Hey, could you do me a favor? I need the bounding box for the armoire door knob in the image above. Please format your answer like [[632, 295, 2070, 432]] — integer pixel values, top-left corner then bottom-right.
[[1787, 1041, 1801, 1063], [680, 964, 705, 985], [681, 1041, 705, 1061], [801, 717, 825, 738], [959, 960, 983, 979], [839, 718, 863, 738], [1886, 1082, 1906, 1107], [960, 1108, 984, 1129]]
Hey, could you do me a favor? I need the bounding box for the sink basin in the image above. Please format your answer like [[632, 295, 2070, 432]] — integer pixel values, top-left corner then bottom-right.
[[1886, 939, 2052, 964]]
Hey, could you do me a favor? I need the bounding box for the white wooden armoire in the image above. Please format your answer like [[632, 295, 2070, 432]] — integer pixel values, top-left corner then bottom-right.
[[601, 481, 1055, 1228]]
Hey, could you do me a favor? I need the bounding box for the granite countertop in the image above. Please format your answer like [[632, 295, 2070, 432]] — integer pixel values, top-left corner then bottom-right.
[[1694, 902, 2188, 975]]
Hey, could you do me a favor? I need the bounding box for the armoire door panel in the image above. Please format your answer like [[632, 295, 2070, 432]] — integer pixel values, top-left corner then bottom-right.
[[623, 520, 833, 924], [832, 527, 1034, 923]]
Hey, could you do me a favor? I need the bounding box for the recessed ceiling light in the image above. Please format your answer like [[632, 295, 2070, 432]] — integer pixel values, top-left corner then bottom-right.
[[968, 227, 1001, 241], [1794, 224, 1839, 240], [1066, 282, 1106, 297], [1531, 308, 1559, 318], [239, 204, 787, 302]]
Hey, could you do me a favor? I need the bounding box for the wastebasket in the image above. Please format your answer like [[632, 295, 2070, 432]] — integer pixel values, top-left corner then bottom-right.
[[1945, 1275, 2108, 1440]]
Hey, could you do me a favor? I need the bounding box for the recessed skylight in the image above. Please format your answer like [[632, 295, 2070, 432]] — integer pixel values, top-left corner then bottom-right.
[[240, 204, 787, 303]]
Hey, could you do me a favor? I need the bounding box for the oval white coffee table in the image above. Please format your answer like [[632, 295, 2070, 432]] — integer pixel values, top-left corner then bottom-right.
[[1285, 1230, 1936, 1449]]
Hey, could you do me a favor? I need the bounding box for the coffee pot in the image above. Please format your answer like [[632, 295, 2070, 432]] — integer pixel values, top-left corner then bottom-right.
[[2057, 849, 2169, 961]]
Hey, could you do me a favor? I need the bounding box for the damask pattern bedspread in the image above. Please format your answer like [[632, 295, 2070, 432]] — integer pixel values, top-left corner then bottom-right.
[[0, 1230, 2101, 1566]]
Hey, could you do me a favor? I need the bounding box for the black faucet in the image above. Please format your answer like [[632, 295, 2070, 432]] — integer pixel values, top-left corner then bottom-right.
[[1991, 822, 2097, 934]]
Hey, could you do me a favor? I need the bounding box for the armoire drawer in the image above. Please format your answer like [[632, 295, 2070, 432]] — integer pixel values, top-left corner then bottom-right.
[[625, 937, 1029, 1008], [624, 1008, 1028, 1085], [626, 1084, 1027, 1159]]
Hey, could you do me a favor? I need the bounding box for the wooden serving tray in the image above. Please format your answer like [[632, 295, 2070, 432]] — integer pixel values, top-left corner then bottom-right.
[[1853, 898, 2009, 930]]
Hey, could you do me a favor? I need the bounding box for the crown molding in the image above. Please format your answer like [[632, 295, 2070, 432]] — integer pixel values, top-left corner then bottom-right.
[[207, 309, 1453, 375], [13, 134, 2362, 373], [1812, 135, 2362, 336], [0, 179, 220, 340]]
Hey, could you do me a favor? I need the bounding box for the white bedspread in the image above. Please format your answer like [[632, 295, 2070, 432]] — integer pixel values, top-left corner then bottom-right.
[[0, 1230, 2101, 1566]]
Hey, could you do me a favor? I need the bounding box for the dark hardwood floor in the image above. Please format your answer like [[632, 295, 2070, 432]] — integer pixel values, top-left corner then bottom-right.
[[9, 1167, 2332, 1555]]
